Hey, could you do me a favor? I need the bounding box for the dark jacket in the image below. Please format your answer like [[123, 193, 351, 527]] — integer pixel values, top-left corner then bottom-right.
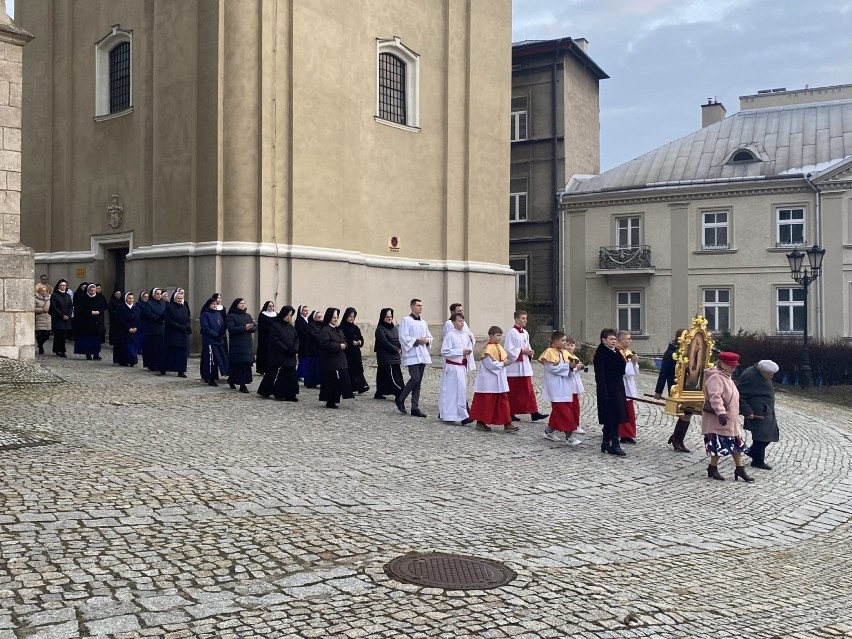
[[141, 298, 167, 336], [374, 322, 401, 365], [74, 294, 106, 337], [305, 321, 322, 357], [49, 290, 73, 331], [318, 324, 348, 372], [107, 296, 124, 344], [267, 321, 299, 369], [163, 302, 192, 348], [737, 365, 780, 443], [200, 307, 227, 347], [226, 309, 257, 364], [295, 315, 311, 358], [340, 320, 365, 373], [594, 343, 629, 426], [256, 312, 276, 373], [114, 303, 141, 345], [654, 340, 678, 395]]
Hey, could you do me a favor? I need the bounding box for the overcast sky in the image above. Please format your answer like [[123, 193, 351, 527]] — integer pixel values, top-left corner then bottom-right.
[[513, 0, 852, 173]]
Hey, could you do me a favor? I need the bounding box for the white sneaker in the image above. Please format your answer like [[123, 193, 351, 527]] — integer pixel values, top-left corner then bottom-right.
[[542, 430, 562, 442], [574, 427, 586, 435], [566, 435, 582, 446]]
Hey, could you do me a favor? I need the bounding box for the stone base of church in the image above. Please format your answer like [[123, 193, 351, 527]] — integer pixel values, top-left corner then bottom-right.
[[0, 243, 35, 361]]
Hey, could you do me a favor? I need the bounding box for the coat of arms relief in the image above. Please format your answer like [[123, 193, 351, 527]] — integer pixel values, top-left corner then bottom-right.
[[107, 195, 124, 229]]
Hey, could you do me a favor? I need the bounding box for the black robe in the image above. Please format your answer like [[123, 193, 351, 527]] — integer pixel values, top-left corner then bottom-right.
[[593, 343, 628, 427]]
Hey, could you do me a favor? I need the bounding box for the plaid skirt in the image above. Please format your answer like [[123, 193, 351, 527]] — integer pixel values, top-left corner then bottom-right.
[[704, 433, 747, 457]]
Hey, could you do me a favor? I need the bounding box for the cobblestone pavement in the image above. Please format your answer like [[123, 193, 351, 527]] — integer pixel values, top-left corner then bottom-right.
[[1, 352, 851, 638]]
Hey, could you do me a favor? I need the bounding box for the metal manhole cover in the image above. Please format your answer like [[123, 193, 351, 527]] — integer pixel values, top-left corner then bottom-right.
[[384, 552, 516, 590]]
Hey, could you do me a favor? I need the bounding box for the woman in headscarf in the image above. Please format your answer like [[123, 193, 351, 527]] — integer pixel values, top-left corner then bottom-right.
[[257, 305, 300, 401], [303, 310, 324, 388], [200, 295, 230, 386], [142, 288, 167, 371], [295, 304, 311, 379], [113, 292, 141, 366], [160, 289, 191, 377], [73, 283, 106, 360], [255, 301, 276, 375], [70, 281, 89, 344], [94, 285, 108, 344], [318, 307, 354, 409], [738, 359, 780, 471], [107, 287, 123, 346], [226, 298, 256, 393], [134, 291, 149, 355], [340, 307, 370, 394], [703, 351, 753, 483], [48, 279, 72, 357], [374, 308, 404, 400], [34, 284, 52, 355]]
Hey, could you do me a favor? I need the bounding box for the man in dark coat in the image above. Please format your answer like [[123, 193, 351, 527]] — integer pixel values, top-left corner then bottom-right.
[[738, 359, 780, 470], [593, 328, 629, 456]]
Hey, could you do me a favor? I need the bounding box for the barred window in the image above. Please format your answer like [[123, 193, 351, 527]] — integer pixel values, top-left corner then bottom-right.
[[378, 53, 406, 125], [109, 42, 131, 113]]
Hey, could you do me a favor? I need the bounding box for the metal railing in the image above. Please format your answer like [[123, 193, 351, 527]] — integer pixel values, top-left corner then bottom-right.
[[598, 245, 653, 270]]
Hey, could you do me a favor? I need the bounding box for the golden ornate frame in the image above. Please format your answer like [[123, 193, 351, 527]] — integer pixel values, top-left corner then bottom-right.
[[665, 314, 715, 417]]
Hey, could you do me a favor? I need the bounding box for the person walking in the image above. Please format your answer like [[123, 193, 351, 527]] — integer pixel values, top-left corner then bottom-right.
[[160, 289, 191, 377], [257, 305, 300, 401], [738, 359, 780, 471], [318, 307, 354, 409], [73, 283, 105, 360], [107, 288, 123, 346], [504, 310, 548, 423], [374, 308, 404, 400], [616, 330, 640, 445], [593, 328, 628, 456], [255, 301, 277, 375], [703, 351, 753, 482], [539, 332, 584, 445], [226, 298, 256, 393], [654, 329, 692, 452], [200, 295, 230, 386], [48, 280, 72, 357], [141, 288, 167, 372], [34, 285, 51, 355], [112, 292, 141, 366], [341, 307, 370, 394], [439, 312, 475, 425], [295, 304, 311, 380], [303, 311, 324, 389], [468, 326, 513, 432], [396, 298, 433, 418]]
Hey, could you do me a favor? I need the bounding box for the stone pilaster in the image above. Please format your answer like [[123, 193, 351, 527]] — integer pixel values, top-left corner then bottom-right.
[[0, 1, 34, 361]]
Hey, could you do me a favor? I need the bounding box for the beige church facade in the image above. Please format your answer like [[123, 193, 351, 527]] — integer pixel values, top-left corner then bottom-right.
[[18, 0, 515, 337], [560, 85, 852, 354]]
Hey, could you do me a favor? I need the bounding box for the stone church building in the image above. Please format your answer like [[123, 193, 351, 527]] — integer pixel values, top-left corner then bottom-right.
[[18, 1, 514, 332]]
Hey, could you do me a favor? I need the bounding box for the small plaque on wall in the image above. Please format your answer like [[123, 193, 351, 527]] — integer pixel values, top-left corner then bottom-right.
[[389, 236, 400, 253], [75, 267, 87, 279]]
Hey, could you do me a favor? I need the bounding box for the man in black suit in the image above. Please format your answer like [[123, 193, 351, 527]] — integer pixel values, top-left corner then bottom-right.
[[593, 328, 629, 456]]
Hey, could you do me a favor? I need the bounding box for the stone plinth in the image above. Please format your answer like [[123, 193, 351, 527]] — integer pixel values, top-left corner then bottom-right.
[[0, 4, 34, 362]]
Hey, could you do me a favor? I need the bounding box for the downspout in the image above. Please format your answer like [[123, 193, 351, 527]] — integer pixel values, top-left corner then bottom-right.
[[804, 173, 822, 339], [550, 39, 565, 330]]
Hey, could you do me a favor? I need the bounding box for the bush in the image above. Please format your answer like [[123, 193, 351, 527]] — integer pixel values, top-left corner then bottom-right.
[[713, 330, 852, 386]]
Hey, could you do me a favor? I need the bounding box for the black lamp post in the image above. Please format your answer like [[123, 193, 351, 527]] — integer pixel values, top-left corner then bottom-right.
[[785, 243, 826, 388]]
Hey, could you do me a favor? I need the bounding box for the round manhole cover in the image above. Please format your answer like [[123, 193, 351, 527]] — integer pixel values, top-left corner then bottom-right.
[[384, 552, 516, 590]]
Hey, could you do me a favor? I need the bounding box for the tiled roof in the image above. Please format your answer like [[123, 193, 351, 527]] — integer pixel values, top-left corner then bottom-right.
[[566, 98, 852, 194]]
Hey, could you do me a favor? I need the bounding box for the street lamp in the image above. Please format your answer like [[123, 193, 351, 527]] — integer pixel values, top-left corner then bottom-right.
[[785, 243, 826, 388]]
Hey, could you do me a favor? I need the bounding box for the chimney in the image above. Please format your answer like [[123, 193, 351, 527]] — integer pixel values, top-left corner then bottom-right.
[[574, 38, 589, 53], [701, 98, 726, 128]]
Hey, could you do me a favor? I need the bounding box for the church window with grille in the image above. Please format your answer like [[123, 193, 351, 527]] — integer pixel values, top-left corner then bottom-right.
[[109, 42, 131, 113]]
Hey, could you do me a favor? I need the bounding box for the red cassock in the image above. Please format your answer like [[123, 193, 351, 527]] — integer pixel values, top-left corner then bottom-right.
[[469, 392, 511, 426], [507, 376, 539, 414], [549, 399, 579, 432], [618, 399, 636, 438]]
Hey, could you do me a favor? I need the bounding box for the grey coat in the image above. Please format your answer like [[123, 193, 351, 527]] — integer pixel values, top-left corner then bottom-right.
[[737, 365, 780, 443]]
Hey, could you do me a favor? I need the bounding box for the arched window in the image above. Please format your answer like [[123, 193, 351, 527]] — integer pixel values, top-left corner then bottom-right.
[[376, 37, 419, 130], [731, 149, 757, 163], [95, 26, 132, 119]]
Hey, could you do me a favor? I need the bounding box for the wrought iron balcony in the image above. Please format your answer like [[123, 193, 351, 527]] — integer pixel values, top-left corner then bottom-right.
[[598, 245, 654, 272]]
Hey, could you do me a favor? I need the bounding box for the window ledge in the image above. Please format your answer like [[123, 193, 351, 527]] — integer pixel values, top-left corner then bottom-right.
[[509, 219, 529, 224], [767, 246, 806, 253], [95, 107, 133, 122], [629, 335, 650, 340], [375, 116, 420, 133], [694, 247, 737, 254]]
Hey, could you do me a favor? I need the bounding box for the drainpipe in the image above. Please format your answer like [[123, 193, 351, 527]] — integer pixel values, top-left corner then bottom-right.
[[804, 173, 822, 339], [550, 39, 565, 330]]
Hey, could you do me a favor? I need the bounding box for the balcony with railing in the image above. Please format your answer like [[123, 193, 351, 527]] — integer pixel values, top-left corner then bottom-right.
[[597, 245, 655, 274]]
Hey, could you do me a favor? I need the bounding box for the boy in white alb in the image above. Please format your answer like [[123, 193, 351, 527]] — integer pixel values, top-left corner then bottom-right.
[[439, 313, 476, 424], [503, 310, 548, 423], [442, 303, 475, 343], [539, 332, 585, 445], [468, 326, 514, 432], [396, 298, 433, 418]]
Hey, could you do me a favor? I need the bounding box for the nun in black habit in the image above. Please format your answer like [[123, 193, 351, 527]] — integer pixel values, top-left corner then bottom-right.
[[295, 304, 311, 379], [257, 305, 300, 401], [340, 307, 370, 394], [113, 292, 141, 366], [303, 310, 324, 388], [48, 279, 72, 357], [160, 289, 191, 377], [141, 288, 167, 371], [255, 301, 277, 375], [200, 295, 230, 386], [73, 283, 105, 359], [107, 288, 124, 345], [318, 307, 354, 409], [226, 298, 257, 392]]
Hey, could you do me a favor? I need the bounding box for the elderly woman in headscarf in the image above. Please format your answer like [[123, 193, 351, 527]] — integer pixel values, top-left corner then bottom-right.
[[48, 279, 72, 357], [134, 291, 149, 355], [226, 298, 256, 393], [257, 305, 300, 401], [255, 301, 276, 375], [142, 288, 167, 371], [107, 287, 124, 346], [340, 307, 370, 394], [702, 351, 753, 483], [34, 284, 52, 355], [113, 292, 141, 367], [161, 288, 191, 377], [738, 359, 780, 471], [318, 307, 354, 409], [200, 294, 230, 386], [74, 283, 106, 360], [374, 307, 404, 400]]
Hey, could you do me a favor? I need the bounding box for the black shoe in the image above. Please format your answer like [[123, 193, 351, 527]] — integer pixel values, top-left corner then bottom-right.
[[511, 415, 521, 422], [59, 353, 67, 358], [750, 462, 773, 470], [531, 412, 549, 422], [239, 385, 249, 393], [358, 386, 370, 394], [283, 397, 299, 402], [93, 355, 102, 360], [460, 417, 474, 426], [620, 437, 637, 445], [86, 355, 92, 360], [411, 409, 427, 418], [258, 393, 271, 399], [374, 394, 386, 400], [608, 441, 627, 456], [38, 348, 44, 354], [395, 400, 407, 415], [325, 402, 338, 409], [160, 371, 167, 376], [178, 372, 187, 378], [207, 379, 218, 387], [229, 382, 236, 389]]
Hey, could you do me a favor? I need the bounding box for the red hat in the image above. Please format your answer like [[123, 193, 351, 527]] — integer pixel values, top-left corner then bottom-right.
[[717, 351, 740, 367]]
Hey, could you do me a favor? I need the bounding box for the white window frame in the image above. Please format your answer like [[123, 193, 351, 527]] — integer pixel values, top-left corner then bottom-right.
[[702, 287, 732, 332], [509, 255, 529, 298], [376, 37, 420, 131], [776, 286, 805, 334], [615, 215, 641, 247], [95, 25, 133, 120], [509, 177, 528, 223], [701, 210, 730, 250], [615, 290, 643, 334], [776, 207, 805, 247], [511, 95, 528, 142]]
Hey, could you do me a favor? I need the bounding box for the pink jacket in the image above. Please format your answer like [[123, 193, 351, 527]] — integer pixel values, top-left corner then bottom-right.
[[701, 367, 741, 436]]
